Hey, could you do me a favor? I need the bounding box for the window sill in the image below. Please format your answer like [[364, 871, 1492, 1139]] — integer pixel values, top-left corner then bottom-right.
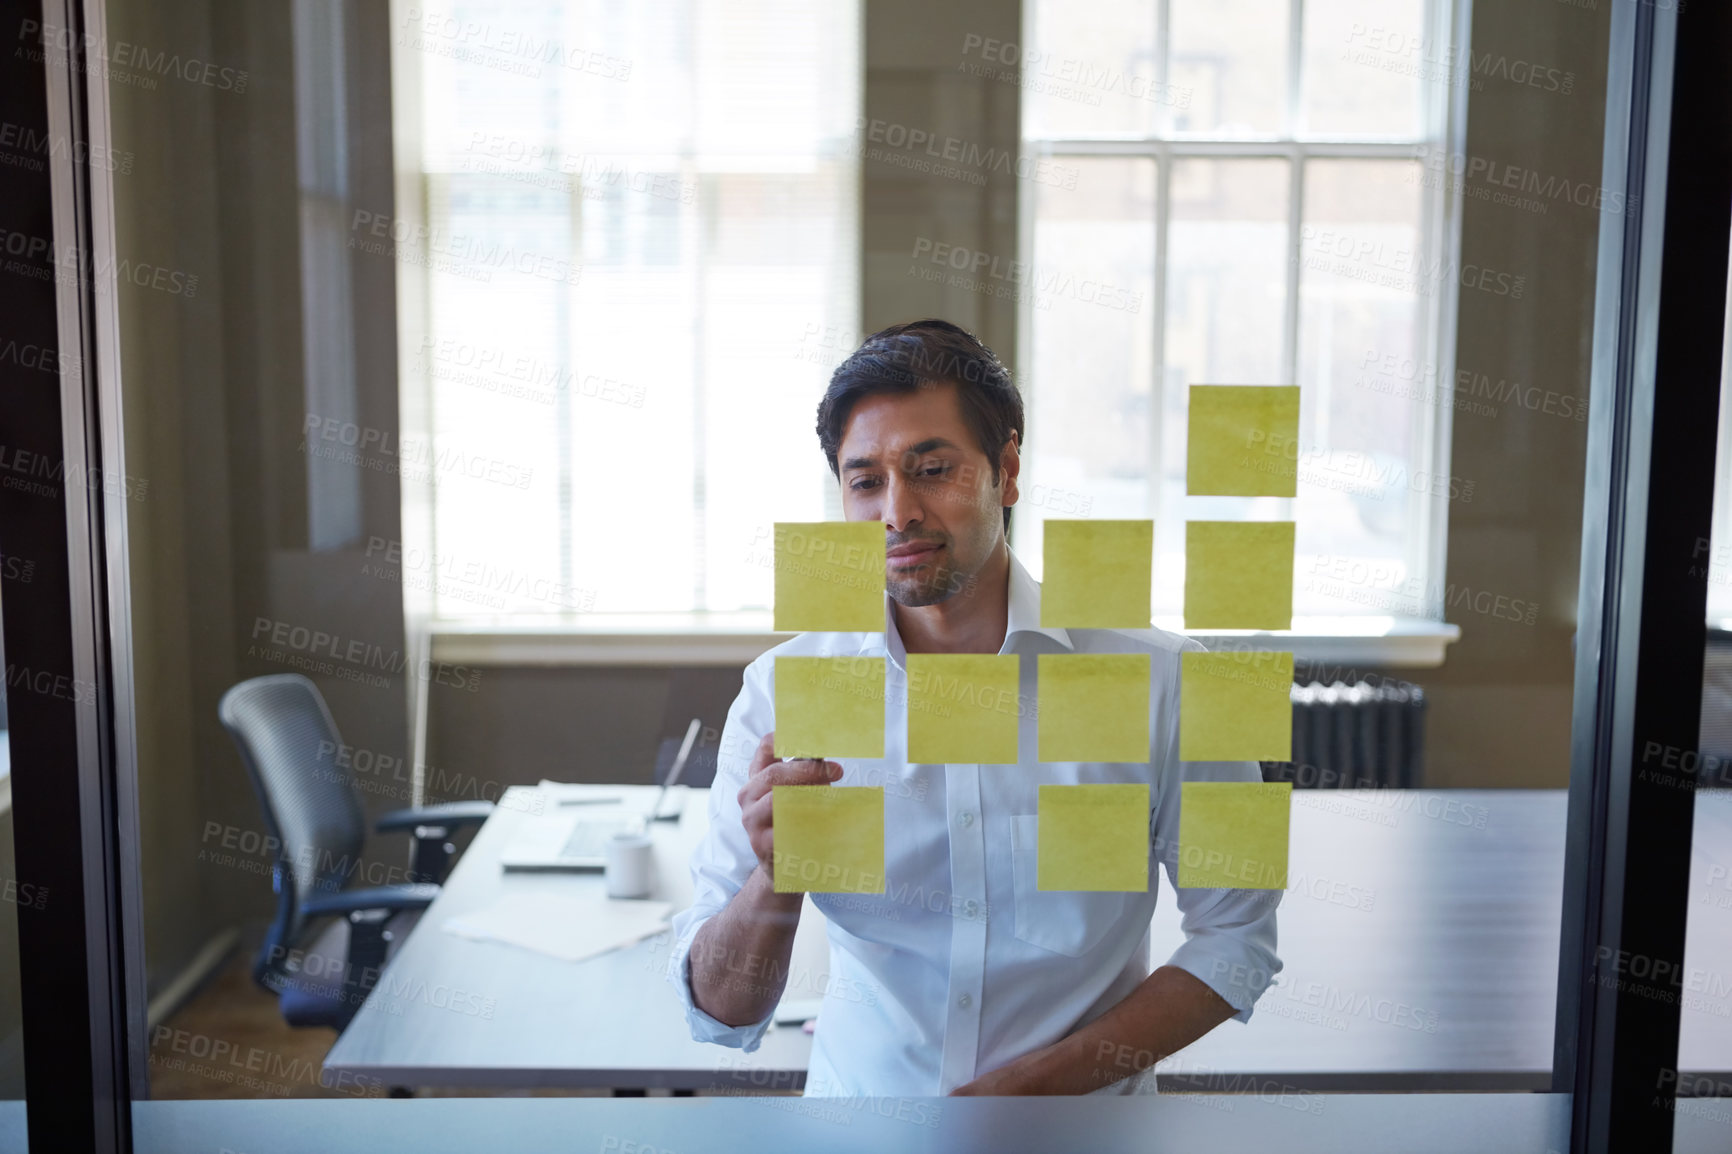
[[430, 615, 1460, 670]]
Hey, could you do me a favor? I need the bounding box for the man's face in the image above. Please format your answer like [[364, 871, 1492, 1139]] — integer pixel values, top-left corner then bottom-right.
[[836, 382, 1019, 607]]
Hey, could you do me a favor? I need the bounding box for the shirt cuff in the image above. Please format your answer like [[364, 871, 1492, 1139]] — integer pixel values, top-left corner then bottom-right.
[[666, 917, 776, 1051], [1162, 931, 1280, 1024]]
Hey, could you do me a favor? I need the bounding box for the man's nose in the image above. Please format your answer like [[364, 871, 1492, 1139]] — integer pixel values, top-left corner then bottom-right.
[[880, 472, 925, 533]]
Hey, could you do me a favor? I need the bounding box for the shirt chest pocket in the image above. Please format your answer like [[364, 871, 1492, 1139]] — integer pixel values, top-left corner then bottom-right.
[[1008, 814, 1131, 957]]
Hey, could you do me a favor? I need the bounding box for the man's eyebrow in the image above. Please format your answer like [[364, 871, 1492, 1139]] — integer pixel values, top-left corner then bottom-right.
[[841, 438, 959, 471]]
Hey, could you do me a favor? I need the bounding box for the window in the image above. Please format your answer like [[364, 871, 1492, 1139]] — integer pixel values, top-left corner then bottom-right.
[[411, 0, 860, 618], [1018, 0, 1461, 624]]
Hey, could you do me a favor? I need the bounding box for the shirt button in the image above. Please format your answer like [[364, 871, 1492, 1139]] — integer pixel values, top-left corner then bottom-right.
[[958, 811, 975, 827], [959, 994, 973, 1009]]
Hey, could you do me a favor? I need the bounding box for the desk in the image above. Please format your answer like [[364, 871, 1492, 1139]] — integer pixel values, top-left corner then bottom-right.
[[324, 784, 829, 1089], [323, 787, 1732, 1091]]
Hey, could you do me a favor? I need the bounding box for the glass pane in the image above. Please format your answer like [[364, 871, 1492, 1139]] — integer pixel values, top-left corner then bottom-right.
[[1302, 0, 1427, 137], [1294, 159, 1426, 615], [1169, 0, 1290, 135], [70, 0, 1674, 1144], [1021, 158, 1158, 578], [1162, 158, 1291, 613], [1023, 0, 1162, 138]]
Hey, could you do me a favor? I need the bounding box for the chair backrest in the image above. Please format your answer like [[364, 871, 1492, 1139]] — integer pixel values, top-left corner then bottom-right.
[[217, 674, 366, 989]]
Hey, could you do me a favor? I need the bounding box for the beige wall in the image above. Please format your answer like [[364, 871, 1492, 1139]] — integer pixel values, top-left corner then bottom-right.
[[109, 0, 409, 998], [862, 0, 1021, 353], [1407, 0, 1610, 787]]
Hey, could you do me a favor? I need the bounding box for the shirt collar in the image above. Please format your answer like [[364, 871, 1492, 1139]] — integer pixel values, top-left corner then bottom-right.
[[1003, 546, 1072, 651], [872, 547, 1073, 664]]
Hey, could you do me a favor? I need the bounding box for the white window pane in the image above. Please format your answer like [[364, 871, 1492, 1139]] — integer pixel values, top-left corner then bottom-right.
[[418, 0, 859, 617], [1170, 0, 1290, 136], [1303, 0, 1427, 137], [1022, 158, 1158, 581], [425, 176, 572, 616], [1160, 159, 1290, 611], [700, 170, 856, 614], [1294, 159, 1425, 615], [1023, 0, 1162, 138]]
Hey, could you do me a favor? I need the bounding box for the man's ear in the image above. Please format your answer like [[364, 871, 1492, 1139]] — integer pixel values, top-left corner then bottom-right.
[[998, 431, 1021, 509]]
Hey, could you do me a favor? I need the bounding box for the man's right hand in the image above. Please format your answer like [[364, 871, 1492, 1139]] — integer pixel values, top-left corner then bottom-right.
[[737, 730, 842, 888]]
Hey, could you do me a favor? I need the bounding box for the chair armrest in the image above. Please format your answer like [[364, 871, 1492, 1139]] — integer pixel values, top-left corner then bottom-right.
[[377, 801, 496, 885], [301, 883, 440, 920], [375, 800, 495, 835], [298, 883, 440, 1026]]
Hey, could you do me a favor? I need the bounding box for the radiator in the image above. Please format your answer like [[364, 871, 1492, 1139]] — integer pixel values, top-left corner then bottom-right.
[[1261, 680, 1427, 790]]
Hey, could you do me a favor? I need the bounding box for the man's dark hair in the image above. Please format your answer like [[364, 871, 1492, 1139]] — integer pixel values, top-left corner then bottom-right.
[[816, 319, 1024, 530]]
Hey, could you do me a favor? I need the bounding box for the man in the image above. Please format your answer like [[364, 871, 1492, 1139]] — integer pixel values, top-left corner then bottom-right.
[[667, 319, 1281, 1096]]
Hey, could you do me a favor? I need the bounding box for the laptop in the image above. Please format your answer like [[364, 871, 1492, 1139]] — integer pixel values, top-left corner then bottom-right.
[[500, 719, 701, 871]]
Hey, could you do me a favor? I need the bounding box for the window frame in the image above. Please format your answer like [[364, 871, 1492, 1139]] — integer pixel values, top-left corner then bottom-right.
[[1015, 0, 1470, 623], [22, 0, 1732, 1148]]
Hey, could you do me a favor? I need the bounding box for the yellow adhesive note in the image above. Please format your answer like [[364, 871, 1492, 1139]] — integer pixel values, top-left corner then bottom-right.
[[774, 656, 885, 759], [1184, 521, 1296, 630], [774, 522, 885, 632], [1037, 654, 1152, 763], [1037, 783, 1150, 892], [1177, 781, 1292, 889], [772, 786, 885, 894], [1179, 650, 1293, 761], [1187, 386, 1301, 497], [906, 654, 1021, 764], [1040, 520, 1154, 628]]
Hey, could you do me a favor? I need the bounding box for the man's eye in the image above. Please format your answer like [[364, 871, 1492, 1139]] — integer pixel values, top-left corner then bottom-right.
[[918, 463, 950, 478], [850, 477, 882, 492]]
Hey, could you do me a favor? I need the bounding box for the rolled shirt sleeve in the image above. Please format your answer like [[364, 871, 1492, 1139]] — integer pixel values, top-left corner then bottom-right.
[[1151, 638, 1283, 1022], [666, 655, 779, 1050]]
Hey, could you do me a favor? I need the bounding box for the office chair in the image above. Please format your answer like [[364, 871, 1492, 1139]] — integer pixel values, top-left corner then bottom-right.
[[218, 673, 493, 1031]]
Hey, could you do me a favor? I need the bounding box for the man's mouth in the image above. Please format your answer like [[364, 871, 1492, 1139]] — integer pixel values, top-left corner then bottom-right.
[[887, 540, 943, 566]]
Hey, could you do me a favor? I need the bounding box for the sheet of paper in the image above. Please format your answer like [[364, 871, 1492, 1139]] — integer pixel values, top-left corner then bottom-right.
[[1037, 783, 1150, 891], [1184, 520, 1296, 630], [1036, 653, 1152, 763], [1179, 650, 1294, 761], [1040, 519, 1154, 628], [526, 782, 691, 822], [773, 521, 885, 632], [442, 892, 672, 963], [906, 653, 1022, 764], [772, 785, 885, 894], [1186, 385, 1301, 497], [535, 781, 625, 804], [1177, 781, 1292, 889], [774, 656, 886, 759]]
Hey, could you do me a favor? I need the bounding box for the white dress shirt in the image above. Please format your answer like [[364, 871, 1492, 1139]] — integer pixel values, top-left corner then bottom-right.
[[668, 549, 1282, 1096]]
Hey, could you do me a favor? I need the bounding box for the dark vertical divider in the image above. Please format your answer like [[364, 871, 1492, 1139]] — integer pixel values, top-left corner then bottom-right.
[[1558, 1, 1732, 1150]]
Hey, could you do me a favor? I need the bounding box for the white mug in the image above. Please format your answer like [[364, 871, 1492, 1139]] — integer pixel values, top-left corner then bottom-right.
[[604, 832, 654, 899]]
